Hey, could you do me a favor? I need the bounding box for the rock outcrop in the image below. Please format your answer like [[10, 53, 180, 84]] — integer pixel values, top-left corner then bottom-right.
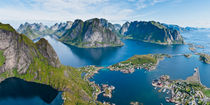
[[60, 18, 124, 48], [120, 21, 184, 44], [0, 22, 97, 105], [0, 23, 60, 74], [36, 38, 61, 68], [198, 53, 210, 64]]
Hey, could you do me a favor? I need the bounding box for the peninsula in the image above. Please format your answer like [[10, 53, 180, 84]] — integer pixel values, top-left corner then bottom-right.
[[108, 54, 170, 73], [152, 67, 210, 104]]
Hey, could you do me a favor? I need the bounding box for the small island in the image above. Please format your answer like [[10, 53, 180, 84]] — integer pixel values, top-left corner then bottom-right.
[[108, 54, 170, 73], [152, 67, 210, 104], [130, 101, 143, 105], [101, 84, 115, 98], [197, 53, 210, 64], [184, 54, 192, 58]]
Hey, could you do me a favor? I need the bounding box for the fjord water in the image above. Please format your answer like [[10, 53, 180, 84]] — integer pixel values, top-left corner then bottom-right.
[[1, 29, 210, 105], [43, 29, 210, 105], [0, 78, 63, 105]]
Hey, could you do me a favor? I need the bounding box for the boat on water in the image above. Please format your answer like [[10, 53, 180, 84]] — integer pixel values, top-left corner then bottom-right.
[[163, 88, 166, 92]]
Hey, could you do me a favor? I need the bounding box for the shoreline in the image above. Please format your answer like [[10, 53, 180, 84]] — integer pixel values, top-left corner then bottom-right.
[[107, 54, 169, 74], [152, 67, 210, 104]]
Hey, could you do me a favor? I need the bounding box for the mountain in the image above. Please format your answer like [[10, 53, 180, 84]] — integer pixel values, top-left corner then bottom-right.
[[0, 22, 98, 105], [17, 21, 73, 40], [162, 23, 200, 32], [17, 22, 50, 40], [113, 24, 121, 31], [60, 18, 124, 48], [119, 22, 130, 35], [120, 21, 184, 44], [49, 21, 73, 37], [161, 23, 186, 32]]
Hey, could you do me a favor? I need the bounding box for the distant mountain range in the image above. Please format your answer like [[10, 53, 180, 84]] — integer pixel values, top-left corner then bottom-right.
[[18, 18, 209, 47], [17, 21, 73, 39], [161, 23, 203, 32]]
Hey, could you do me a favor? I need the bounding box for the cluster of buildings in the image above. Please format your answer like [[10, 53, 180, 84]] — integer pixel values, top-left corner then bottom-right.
[[101, 84, 115, 98], [109, 62, 156, 74], [152, 74, 209, 104]]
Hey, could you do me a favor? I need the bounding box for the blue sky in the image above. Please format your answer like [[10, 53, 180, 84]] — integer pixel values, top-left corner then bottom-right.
[[0, 0, 210, 28]]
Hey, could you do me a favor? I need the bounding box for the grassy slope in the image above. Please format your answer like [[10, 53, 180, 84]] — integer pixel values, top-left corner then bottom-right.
[[121, 54, 157, 65], [0, 50, 5, 67], [0, 23, 16, 32], [0, 24, 97, 105], [112, 54, 158, 68]]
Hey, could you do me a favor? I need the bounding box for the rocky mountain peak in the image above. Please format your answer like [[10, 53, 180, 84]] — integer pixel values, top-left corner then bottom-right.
[[0, 23, 61, 74], [120, 21, 184, 44], [60, 18, 124, 48]]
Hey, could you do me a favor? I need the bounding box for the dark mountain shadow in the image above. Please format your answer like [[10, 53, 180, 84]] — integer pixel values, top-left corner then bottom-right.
[[66, 44, 122, 66], [0, 77, 59, 104]]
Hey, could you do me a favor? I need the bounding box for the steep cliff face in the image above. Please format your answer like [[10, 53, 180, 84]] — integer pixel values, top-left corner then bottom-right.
[[0, 22, 97, 105], [0, 25, 60, 74], [120, 21, 184, 44], [36, 38, 61, 68], [119, 22, 130, 35], [60, 18, 124, 48]]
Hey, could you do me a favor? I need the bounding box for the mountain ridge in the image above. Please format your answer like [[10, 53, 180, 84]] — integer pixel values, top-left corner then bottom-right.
[[0, 22, 99, 105], [60, 18, 124, 48], [120, 21, 184, 44]]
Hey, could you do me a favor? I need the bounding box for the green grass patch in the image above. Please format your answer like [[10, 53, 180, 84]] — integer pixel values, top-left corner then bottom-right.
[[121, 54, 157, 65], [0, 33, 96, 105], [0, 50, 5, 67], [202, 89, 210, 98], [0, 23, 16, 32]]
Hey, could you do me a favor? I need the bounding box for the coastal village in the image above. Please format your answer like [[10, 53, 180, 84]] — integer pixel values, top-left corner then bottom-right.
[[79, 55, 210, 105], [108, 54, 170, 74], [79, 65, 116, 105], [152, 67, 210, 104]]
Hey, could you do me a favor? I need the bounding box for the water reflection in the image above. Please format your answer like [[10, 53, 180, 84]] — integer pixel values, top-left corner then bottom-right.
[[0, 77, 62, 105], [66, 44, 121, 66]]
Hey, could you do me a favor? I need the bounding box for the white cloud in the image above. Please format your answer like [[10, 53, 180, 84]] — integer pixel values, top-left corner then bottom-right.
[[135, 0, 168, 9], [0, 0, 136, 26]]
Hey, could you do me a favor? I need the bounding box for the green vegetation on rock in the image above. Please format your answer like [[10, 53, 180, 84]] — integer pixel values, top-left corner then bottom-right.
[[0, 50, 5, 67], [0, 25, 100, 105], [0, 23, 16, 32], [120, 54, 157, 65], [60, 18, 124, 48], [120, 21, 184, 45], [198, 53, 210, 64], [202, 89, 210, 98], [109, 54, 169, 73]]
